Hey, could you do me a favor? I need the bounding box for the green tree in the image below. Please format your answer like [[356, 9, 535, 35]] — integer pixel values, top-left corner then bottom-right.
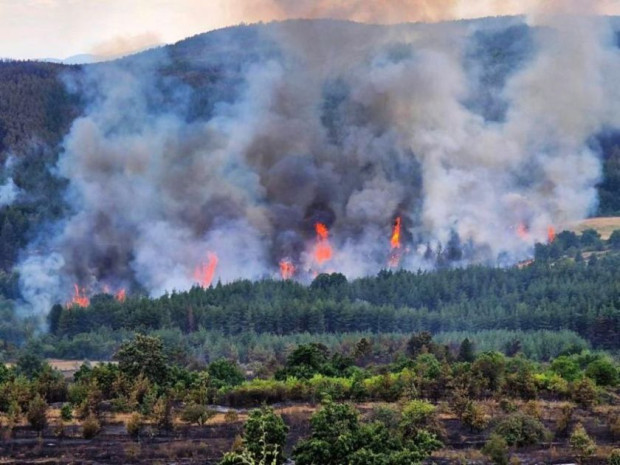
[[208, 359, 245, 389], [482, 433, 509, 465], [115, 334, 169, 385], [569, 423, 596, 463], [458, 338, 475, 363], [26, 394, 48, 431]]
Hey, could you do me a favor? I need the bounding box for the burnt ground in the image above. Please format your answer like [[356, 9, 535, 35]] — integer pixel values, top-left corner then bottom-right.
[[0, 402, 617, 464]]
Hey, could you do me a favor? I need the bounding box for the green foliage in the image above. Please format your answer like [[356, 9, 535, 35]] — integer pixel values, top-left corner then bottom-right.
[[608, 449, 620, 465], [569, 423, 596, 463], [115, 334, 169, 385], [60, 404, 73, 421], [220, 406, 288, 465], [585, 357, 619, 386], [208, 359, 245, 388], [293, 400, 441, 465], [458, 338, 475, 363], [180, 403, 215, 426], [494, 412, 548, 447], [482, 433, 510, 465], [572, 377, 598, 409], [26, 394, 47, 431]]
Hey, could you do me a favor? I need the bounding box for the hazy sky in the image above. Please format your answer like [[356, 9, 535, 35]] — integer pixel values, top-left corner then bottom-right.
[[1, 0, 620, 60]]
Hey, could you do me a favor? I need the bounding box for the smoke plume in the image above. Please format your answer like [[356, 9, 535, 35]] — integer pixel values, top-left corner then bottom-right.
[[15, 7, 620, 314]]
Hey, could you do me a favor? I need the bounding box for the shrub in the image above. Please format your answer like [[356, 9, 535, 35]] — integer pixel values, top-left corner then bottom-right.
[[26, 394, 48, 431], [126, 412, 143, 439], [494, 412, 548, 447], [608, 449, 620, 465], [82, 414, 101, 439], [60, 404, 73, 421], [224, 410, 239, 423], [180, 403, 215, 426], [572, 378, 598, 409], [461, 401, 488, 432], [569, 423, 596, 463], [482, 433, 509, 465], [220, 407, 288, 465]]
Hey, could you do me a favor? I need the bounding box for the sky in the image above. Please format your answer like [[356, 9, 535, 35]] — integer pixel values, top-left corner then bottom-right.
[[1, 0, 620, 60]]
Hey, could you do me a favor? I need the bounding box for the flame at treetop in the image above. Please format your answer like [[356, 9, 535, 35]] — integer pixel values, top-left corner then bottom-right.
[[388, 217, 404, 268], [279, 259, 295, 279], [548, 226, 556, 243], [314, 223, 333, 265], [67, 284, 90, 308], [390, 217, 402, 249], [115, 289, 126, 303], [194, 252, 219, 288]]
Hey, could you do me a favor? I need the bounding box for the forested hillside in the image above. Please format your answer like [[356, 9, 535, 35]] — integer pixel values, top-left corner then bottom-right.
[[31, 229, 617, 363]]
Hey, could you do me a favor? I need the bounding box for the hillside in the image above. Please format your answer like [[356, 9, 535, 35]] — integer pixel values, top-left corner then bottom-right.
[[0, 17, 620, 318]]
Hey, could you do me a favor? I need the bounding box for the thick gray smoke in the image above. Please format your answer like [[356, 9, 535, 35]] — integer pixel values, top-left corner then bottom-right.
[[16, 11, 620, 313]]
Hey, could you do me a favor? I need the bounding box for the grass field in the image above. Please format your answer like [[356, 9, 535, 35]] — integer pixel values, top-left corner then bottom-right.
[[569, 216, 620, 239]]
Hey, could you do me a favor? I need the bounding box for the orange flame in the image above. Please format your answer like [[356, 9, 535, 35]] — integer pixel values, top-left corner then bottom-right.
[[548, 226, 556, 244], [194, 252, 219, 288], [67, 284, 90, 308], [314, 223, 333, 264], [115, 289, 126, 303], [279, 259, 295, 279], [516, 223, 529, 240], [390, 217, 402, 249]]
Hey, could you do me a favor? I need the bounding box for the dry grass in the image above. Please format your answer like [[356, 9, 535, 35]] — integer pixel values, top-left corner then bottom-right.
[[568, 217, 620, 239]]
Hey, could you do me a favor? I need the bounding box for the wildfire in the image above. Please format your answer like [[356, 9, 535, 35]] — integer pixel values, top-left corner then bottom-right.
[[115, 289, 126, 303], [516, 223, 529, 240], [279, 259, 295, 279], [314, 223, 333, 265], [67, 284, 90, 308], [390, 217, 402, 249], [194, 252, 219, 288], [548, 226, 556, 243], [388, 217, 404, 268]]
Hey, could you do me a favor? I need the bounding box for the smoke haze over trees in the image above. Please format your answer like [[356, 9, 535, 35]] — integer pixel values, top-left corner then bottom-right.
[[0, 14, 620, 316]]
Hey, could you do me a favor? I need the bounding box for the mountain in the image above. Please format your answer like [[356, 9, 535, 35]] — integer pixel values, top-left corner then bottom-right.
[[0, 18, 620, 314]]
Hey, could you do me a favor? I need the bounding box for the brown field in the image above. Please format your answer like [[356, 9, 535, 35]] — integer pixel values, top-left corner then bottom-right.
[[568, 216, 620, 239]]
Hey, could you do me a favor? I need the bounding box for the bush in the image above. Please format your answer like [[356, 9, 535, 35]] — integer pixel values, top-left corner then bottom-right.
[[180, 403, 215, 426], [461, 401, 488, 432], [494, 412, 548, 447], [26, 394, 48, 431], [569, 423, 596, 463], [60, 404, 73, 421], [220, 406, 288, 465], [82, 414, 101, 439], [482, 433, 509, 465], [572, 378, 598, 409], [126, 412, 143, 439], [608, 449, 620, 465]]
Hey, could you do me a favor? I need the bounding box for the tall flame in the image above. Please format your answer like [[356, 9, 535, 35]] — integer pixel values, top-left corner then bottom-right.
[[279, 259, 295, 279], [194, 252, 219, 288], [388, 217, 403, 268], [390, 217, 402, 249], [314, 223, 333, 264], [67, 284, 90, 308], [548, 226, 556, 244]]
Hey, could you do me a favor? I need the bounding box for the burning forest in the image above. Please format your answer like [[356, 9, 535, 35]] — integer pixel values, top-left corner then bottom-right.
[[11, 10, 620, 315]]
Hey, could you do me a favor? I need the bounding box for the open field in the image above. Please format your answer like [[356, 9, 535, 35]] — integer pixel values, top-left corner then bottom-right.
[[569, 217, 620, 239]]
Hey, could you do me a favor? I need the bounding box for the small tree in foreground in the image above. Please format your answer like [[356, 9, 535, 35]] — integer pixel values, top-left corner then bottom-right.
[[26, 394, 48, 432], [569, 423, 596, 463], [220, 407, 288, 465]]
